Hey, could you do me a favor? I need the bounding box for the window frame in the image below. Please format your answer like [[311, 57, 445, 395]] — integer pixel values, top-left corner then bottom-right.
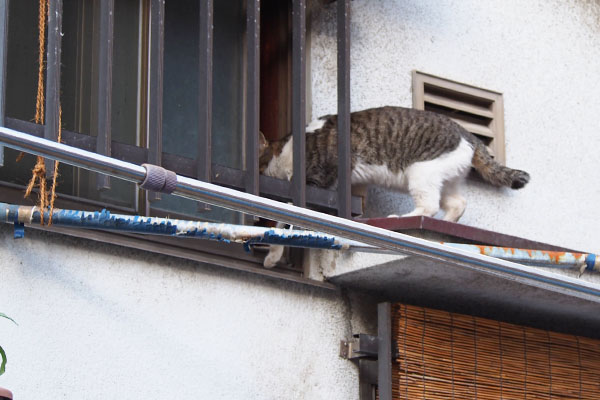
[[0, 0, 360, 281]]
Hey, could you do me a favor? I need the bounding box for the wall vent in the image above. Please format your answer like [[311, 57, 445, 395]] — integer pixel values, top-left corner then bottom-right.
[[412, 71, 505, 165]]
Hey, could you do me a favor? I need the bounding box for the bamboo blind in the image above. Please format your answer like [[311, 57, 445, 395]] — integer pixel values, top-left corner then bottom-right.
[[391, 303, 600, 399]]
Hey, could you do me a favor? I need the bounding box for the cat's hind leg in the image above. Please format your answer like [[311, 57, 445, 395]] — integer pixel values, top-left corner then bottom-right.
[[400, 189, 441, 218], [440, 180, 467, 222], [397, 164, 443, 218], [396, 138, 472, 220]]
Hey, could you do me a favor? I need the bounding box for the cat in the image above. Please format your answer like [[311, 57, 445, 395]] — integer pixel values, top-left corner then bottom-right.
[[259, 106, 530, 267]]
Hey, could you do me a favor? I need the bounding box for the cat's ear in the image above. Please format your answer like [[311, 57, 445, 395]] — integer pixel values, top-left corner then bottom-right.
[[259, 131, 269, 154]]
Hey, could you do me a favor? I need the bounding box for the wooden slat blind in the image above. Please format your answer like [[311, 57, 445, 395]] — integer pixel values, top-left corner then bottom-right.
[[392, 303, 600, 399]]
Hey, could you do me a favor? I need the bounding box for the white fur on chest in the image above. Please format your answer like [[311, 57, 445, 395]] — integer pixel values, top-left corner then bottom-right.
[[264, 138, 294, 181], [263, 118, 326, 181]]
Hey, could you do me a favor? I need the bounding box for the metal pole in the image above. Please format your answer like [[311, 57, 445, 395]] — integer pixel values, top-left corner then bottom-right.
[[96, 0, 115, 190], [292, 0, 307, 208], [44, 0, 62, 178], [336, 0, 351, 218], [1, 126, 600, 301], [2, 201, 597, 274], [0, 0, 9, 167], [377, 302, 392, 400]]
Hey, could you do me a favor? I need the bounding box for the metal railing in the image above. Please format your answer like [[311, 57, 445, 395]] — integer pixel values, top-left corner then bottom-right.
[[0, 0, 359, 217]]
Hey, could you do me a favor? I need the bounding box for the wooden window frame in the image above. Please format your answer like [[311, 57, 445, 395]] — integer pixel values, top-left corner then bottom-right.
[[412, 70, 506, 165]]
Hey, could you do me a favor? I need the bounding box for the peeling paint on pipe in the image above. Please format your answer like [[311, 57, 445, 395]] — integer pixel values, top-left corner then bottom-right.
[[2, 202, 598, 275], [440, 243, 600, 274], [0, 203, 348, 250]]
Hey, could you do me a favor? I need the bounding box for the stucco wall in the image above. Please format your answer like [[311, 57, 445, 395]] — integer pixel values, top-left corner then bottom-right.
[[0, 224, 379, 399], [3, 1, 600, 398], [311, 0, 600, 253]]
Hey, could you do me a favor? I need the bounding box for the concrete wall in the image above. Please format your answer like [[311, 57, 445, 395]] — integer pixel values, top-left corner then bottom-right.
[[0, 224, 378, 399], [311, 0, 600, 253]]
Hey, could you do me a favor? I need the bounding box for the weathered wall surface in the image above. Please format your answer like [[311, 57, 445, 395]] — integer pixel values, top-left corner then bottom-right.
[[311, 0, 600, 253], [3, 1, 600, 398], [0, 224, 379, 399]]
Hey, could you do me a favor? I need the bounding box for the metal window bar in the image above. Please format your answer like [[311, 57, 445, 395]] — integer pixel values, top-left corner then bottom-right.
[[378, 302, 393, 400], [1, 0, 360, 217], [292, 0, 306, 208], [45, 0, 63, 178], [337, 0, 351, 218], [2, 128, 600, 303], [148, 0, 165, 202], [96, 0, 115, 191], [197, 0, 213, 211], [245, 0, 260, 199], [4, 117, 363, 215], [0, 0, 8, 167]]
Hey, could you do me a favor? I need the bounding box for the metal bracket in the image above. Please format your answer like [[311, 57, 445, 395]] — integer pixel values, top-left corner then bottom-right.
[[340, 333, 378, 360], [340, 335, 379, 400]]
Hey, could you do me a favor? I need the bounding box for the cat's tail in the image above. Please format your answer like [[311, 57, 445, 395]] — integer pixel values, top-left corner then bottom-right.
[[471, 141, 530, 189]]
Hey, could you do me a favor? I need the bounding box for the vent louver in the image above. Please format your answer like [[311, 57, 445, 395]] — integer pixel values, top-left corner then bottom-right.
[[413, 71, 505, 165]]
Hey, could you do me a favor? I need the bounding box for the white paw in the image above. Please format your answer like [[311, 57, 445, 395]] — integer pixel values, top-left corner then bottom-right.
[[263, 245, 285, 269], [263, 254, 279, 268], [387, 214, 400, 218]]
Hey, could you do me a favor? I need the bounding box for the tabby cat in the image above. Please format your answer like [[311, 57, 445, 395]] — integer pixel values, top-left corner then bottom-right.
[[259, 106, 530, 267]]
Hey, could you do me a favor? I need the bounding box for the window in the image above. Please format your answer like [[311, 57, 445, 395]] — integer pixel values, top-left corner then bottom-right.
[[1, 0, 247, 222], [3, 0, 142, 210], [0, 0, 276, 276], [0, 0, 357, 278], [152, 0, 245, 224], [412, 71, 506, 165]]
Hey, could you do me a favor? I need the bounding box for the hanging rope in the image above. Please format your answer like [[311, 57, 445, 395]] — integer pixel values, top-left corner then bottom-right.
[[23, 0, 61, 226], [34, 0, 47, 125]]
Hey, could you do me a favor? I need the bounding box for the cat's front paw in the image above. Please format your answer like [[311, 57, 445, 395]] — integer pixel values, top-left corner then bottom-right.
[[263, 254, 279, 268], [387, 214, 400, 218], [263, 245, 286, 268]]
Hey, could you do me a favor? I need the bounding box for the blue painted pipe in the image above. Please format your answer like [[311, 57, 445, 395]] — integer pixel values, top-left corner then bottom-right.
[[0, 203, 346, 250], [1, 202, 599, 274]]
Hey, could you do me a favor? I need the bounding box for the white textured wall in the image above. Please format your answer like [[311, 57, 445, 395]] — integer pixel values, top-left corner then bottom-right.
[[3, 2, 600, 398], [0, 224, 375, 399], [311, 0, 600, 253]]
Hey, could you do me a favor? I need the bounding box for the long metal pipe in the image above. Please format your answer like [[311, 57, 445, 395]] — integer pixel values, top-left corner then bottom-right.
[[1, 126, 600, 301], [0, 202, 353, 250], [2, 202, 598, 274]]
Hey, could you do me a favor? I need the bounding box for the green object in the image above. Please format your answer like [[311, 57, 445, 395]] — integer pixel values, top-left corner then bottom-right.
[[0, 313, 17, 376], [0, 346, 6, 376]]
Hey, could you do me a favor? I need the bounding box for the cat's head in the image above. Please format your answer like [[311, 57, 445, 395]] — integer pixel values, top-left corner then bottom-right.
[[259, 132, 292, 174], [259, 131, 272, 173]]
